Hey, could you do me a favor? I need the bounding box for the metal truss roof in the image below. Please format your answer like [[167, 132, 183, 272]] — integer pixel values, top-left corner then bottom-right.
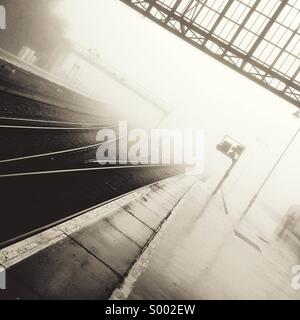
[[120, 0, 300, 108]]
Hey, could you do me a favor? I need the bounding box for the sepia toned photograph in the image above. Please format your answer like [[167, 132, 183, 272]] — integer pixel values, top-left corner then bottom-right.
[[0, 0, 299, 304]]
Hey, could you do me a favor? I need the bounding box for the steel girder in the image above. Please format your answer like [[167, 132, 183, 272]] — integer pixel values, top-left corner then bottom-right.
[[120, 0, 300, 108]]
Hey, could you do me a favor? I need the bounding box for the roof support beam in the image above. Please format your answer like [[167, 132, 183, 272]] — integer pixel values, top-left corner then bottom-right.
[[119, 0, 300, 108], [164, 0, 182, 24], [222, 0, 261, 57], [202, 0, 235, 46], [241, 0, 289, 69]]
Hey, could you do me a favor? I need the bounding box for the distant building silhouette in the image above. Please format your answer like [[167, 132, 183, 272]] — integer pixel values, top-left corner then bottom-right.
[[0, 0, 70, 69]]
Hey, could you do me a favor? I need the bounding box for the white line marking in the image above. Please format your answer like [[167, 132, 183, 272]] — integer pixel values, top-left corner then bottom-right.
[[0, 116, 113, 127], [0, 164, 169, 178], [0, 124, 117, 130], [0, 139, 118, 164]]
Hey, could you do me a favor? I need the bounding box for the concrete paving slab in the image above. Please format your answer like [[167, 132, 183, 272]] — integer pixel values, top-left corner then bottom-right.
[[6, 237, 120, 300], [146, 191, 174, 212], [137, 194, 170, 219], [123, 201, 162, 230], [154, 186, 179, 206], [69, 220, 141, 275], [106, 209, 153, 248]]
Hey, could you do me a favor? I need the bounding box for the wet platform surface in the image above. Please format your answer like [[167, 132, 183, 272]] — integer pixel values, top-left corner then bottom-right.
[[127, 181, 300, 300], [0, 174, 197, 300], [1, 176, 299, 300]]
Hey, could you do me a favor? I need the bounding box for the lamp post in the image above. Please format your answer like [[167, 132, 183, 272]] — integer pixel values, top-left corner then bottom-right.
[[199, 136, 245, 216], [241, 110, 300, 219], [212, 136, 245, 196]]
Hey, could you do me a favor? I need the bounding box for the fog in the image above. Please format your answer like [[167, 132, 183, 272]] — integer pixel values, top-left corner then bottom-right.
[[55, 0, 300, 234]]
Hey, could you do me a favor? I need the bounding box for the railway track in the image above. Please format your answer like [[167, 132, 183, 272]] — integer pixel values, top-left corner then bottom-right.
[[0, 57, 183, 247], [0, 116, 114, 127], [0, 112, 183, 246]]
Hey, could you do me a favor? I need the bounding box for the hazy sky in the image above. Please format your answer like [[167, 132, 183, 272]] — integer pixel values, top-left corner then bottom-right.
[[55, 0, 300, 228]]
